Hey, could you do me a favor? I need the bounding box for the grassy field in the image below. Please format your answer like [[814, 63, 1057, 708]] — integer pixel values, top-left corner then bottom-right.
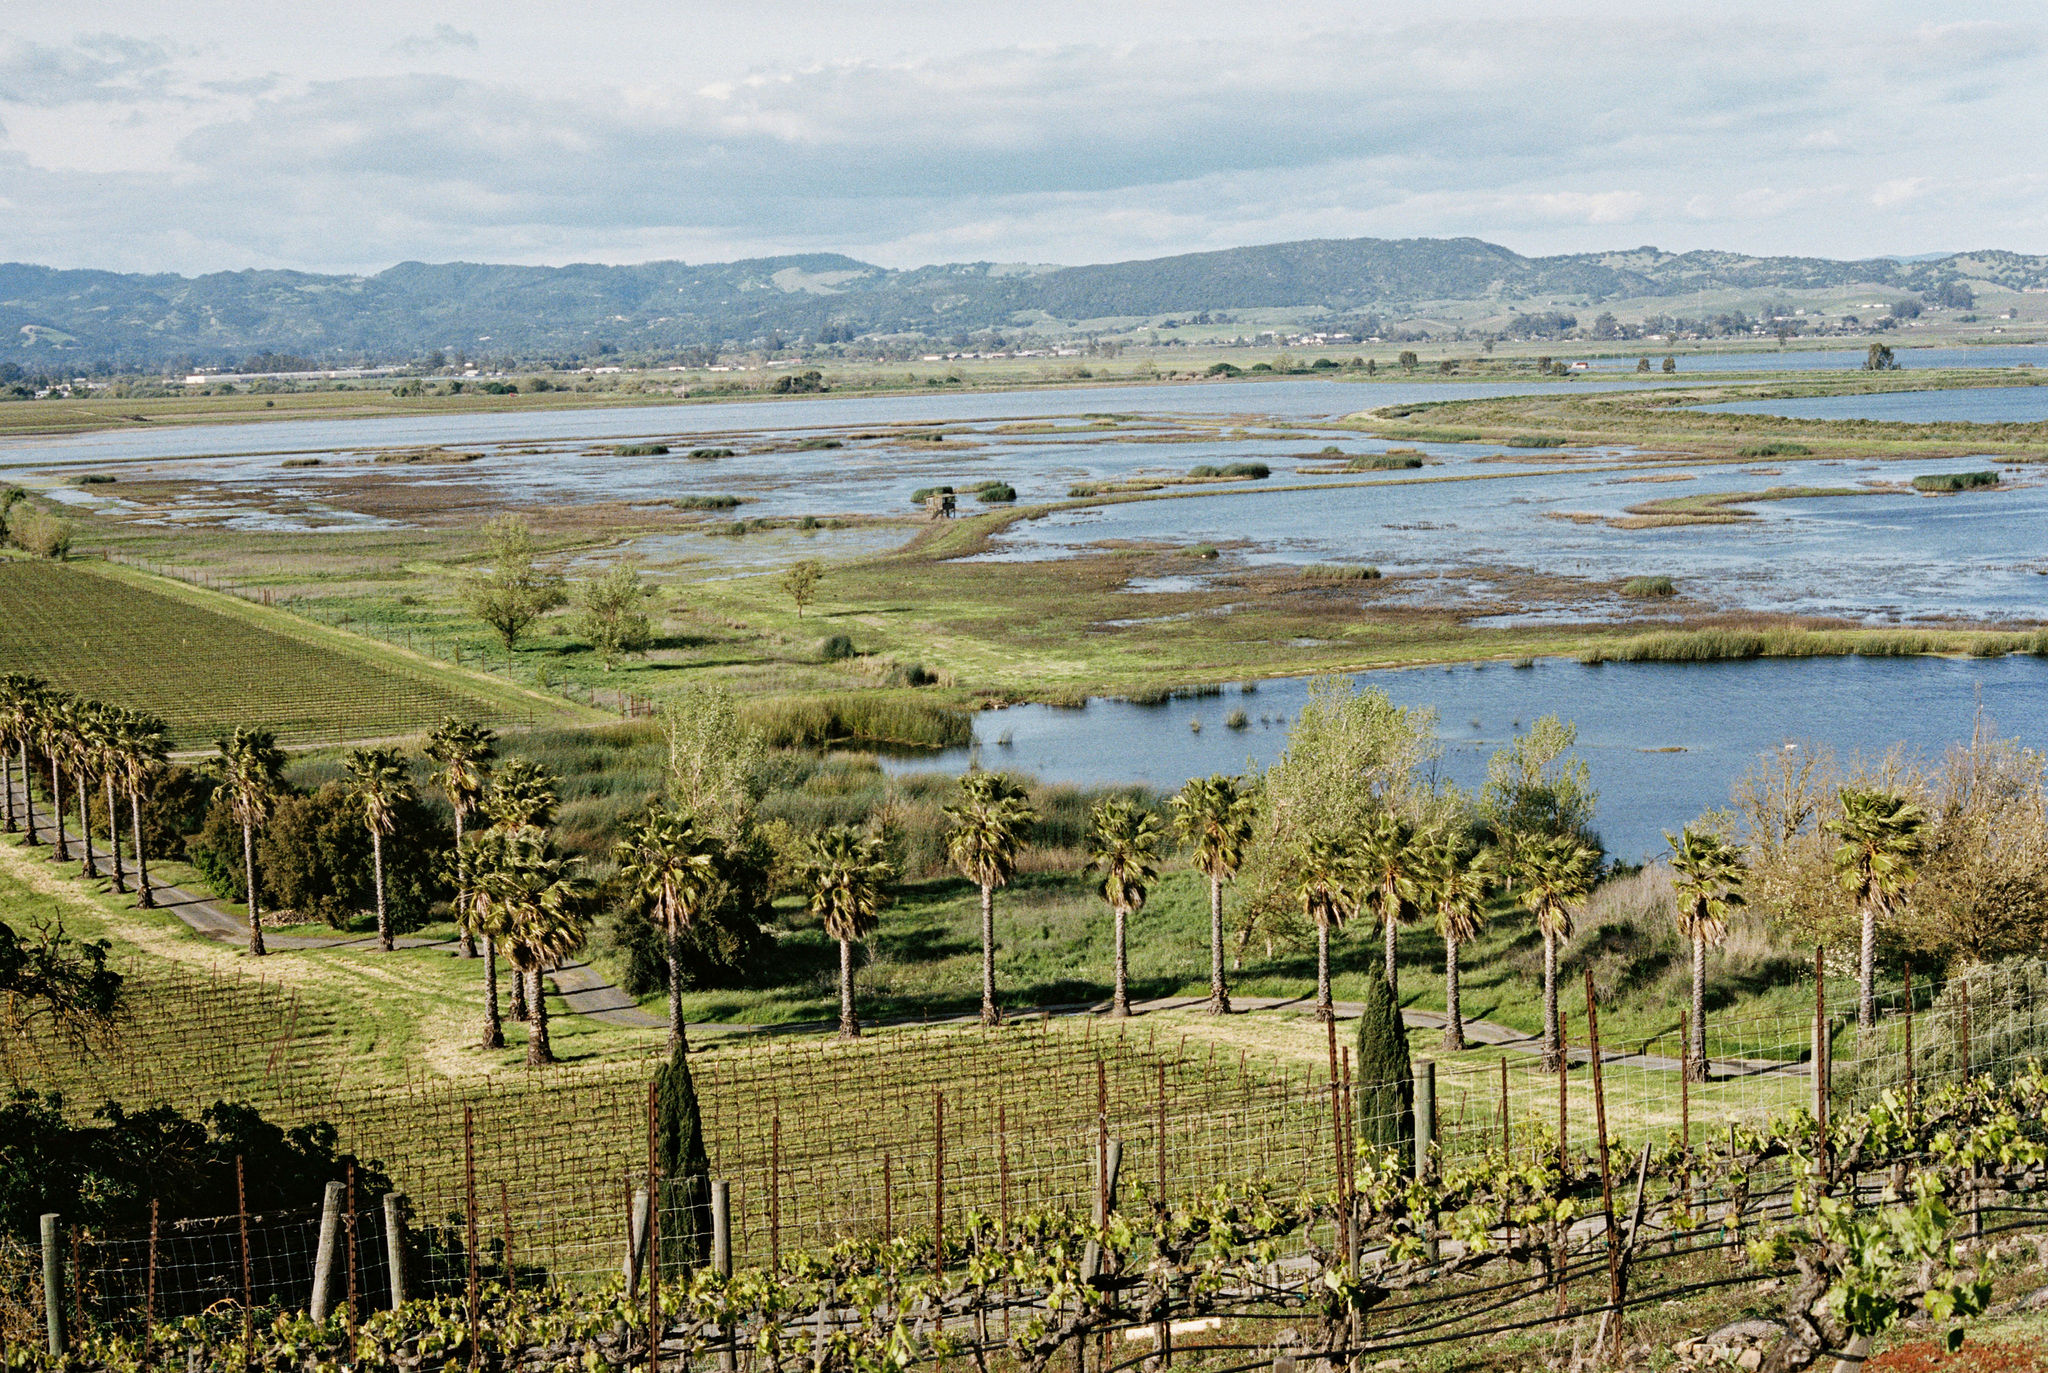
[[0, 557, 590, 746]]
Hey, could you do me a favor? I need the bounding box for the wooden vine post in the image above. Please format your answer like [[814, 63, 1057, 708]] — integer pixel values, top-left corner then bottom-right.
[[1584, 971, 1622, 1363]]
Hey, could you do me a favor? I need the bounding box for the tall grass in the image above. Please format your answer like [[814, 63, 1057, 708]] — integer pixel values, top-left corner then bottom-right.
[[742, 693, 972, 749], [1912, 471, 1999, 493], [1578, 626, 2048, 665], [1300, 564, 1382, 581], [1620, 576, 1676, 598]]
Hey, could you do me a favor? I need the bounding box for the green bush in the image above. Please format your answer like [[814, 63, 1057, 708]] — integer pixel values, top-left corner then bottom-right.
[[1912, 471, 1999, 493], [975, 483, 1017, 503], [1222, 461, 1270, 479], [1206, 362, 1242, 376], [1187, 464, 1221, 478], [1621, 575, 1677, 598], [820, 633, 857, 661], [741, 692, 968, 748], [1504, 434, 1568, 448], [911, 486, 956, 503], [675, 494, 741, 510], [613, 443, 670, 456], [1345, 453, 1424, 471], [1300, 564, 1381, 581], [687, 447, 734, 459], [795, 437, 843, 450], [1736, 442, 1813, 457], [71, 473, 116, 485]]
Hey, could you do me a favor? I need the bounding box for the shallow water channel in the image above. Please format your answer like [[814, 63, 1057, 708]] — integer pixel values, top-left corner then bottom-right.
[[881, 655, 2048, 862]]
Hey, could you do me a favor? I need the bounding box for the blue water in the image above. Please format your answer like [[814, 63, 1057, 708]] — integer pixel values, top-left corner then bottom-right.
[[882, 655, 2048, 863], [1702, 385, 2048, 424]]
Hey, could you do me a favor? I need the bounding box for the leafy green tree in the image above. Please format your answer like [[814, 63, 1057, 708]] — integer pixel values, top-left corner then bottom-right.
[[424, 718, 496, 957], [945, 772, 1037, 1024], [1353, 954, 1414, 1157], [460, 514, 566, 649], [1480, 716, 1599, 880], [655, 1036, 711, 1271], [0, 919, 121, 1049], [211, 727, 286, 957], [260, 783, 444, 933], [1090, 797, 1162, 1017], [1828, 789, 1927, 1029], [577, 566, 654, 669], [660, 687, 765, 840], [781, 559, 823, 618], [1865, 343, 1899, 372], [1667, 826, 1747, 1082], [614, 805, 720, 1052], [1511, 831, 1599, 1070], [1170, 774, 1257, 1013], [801, 825, 894, 1036], [1416, 827, 1496, 1050], [1662, 355, 1676, 373], [343, 746, 413, 950]]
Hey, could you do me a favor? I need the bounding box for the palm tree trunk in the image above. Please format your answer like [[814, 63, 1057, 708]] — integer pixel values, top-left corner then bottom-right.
[[1316, 919, 1333, 1021], [1541, 930, 1559, 1071], [978, 882, 999, 1026], [454, 809, 477, 958], [838, 938, 859, 1037], [509, 955, 529, 1020], [2, 745, 14, 831], [77, 770, 94, 877], [19, 744, 37, 844], [372, 830, 391, 950], [1444, 935, 1464, 1051], [480, 935, 504, 1048], [49, 751, 68, 862], [526, 968, 553, 1067], [1110, 906, 1130, 1017], [667, 931, 687, 1055], [104, 774, 125, 893], [1208, 874, 1229, 1014], [1384, 909, 1399, 999], [130, 784, 153, 908], [1690, 935, 1708, 1083], [1858, 903, 1876, 1031], [243, 819, 266, 957]]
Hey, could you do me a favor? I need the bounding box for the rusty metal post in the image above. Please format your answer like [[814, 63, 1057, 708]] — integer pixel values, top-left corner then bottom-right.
[[647, 1080, 661, 1373], [770, 1114, 782, 1271], [143, 1199, 158, 1370], [463, 1111, 480, 1370], [238, 1156, 254, 1372], [1499, 1057, 1511, 1160], [1557, 1014, 1570, 1182], [1585, 971, 1621, 1362], [346, 1166, 359, 1351], [933, 1090, 947, 1276]]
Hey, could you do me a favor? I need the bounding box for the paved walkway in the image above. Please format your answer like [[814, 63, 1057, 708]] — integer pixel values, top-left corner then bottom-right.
[[2, 775, 1805, 1074]]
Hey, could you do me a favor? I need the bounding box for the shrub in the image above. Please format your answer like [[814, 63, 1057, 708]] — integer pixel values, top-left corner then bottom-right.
[[1345, 453, 1424, 471], [1300, 564, 1381, 581], [740, 691, 967, 747], [70, 473, 116, 485], [771, 370, 826, 394], [1354, 957, 1414, 1155], [1222, 461, 1270, 479], [1504, 434, 1568, 448], [613, 442, 670, 457], [675, 494, 741, 510], [910, 486, 956, 503], [1187, 464, 1222, 478], [281, 457, 322, 468], [687, 447, 734, 459], [1912, 471, 1999, 493], [9, 510, 72, 559], [820, 633, 857, 662], [1736, 442, 1813, 457], [1225, 708, 1250, 730], [795, 437, 843, 451], [975, 483, 1017, 503], [1185, 544, 1219, 560], [1206, 362, 1242, 376], [1621, 575, 1677, 598], [883, 660, 938, 688]]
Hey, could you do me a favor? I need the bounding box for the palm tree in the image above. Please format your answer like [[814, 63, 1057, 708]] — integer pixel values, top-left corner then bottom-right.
[[0, 673, 47, 837], [613, 804, 719, 1053], [1512, 831, 1599, 1071], [1171, 774, 1257, 1014], [1355, 809, 1425, 1000], [489, 838, 593, 1068], [480, 760, 560, 1021], [1418, 829, 1496, 1051], [42, 693, 75, 864], [343, 747, 413, 950], [424, 718, 497, 958], [944, 772, 1037, 1026], [1826, 789, 1927, 1030], [212, 727, 287, 957], [1295, 828, 1359, 1021], [455, 828, 517, 1049], [1090, 796, 1163, 1017], [116, 710, 168, 908], [801, 825, 894, 1037], [68, 701, 106, 881], [86, 703, 128, 892], [1667, 827, 1747, 1082]]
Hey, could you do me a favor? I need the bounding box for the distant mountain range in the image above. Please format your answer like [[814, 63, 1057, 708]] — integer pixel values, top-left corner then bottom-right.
[[3, 237, 2041, 368]]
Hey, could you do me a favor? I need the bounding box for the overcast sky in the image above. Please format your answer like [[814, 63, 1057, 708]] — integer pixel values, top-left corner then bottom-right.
[[1, 3, 2041, 276]]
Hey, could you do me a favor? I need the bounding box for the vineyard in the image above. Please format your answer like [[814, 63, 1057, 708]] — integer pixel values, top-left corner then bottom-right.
[[0, 559, 555, 746]]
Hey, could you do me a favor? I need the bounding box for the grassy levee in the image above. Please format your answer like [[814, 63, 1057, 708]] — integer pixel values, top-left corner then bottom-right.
[[1578, 624, 2048, 665], [0, 556, 598, 746]]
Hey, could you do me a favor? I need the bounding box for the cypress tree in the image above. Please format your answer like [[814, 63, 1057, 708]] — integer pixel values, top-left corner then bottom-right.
[[656, 1036, 712, 1272], [1354, 954, 1415, 1162]]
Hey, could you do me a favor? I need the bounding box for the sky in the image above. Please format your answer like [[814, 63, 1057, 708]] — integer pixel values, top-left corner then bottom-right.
[[0, 2, 2043, 277]]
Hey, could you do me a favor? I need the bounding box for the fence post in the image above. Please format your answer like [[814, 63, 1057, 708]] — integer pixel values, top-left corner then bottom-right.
[[1584, 970, 1621, 1363], [624, 1187, 650, 1298], [311, 1179, 345, 1323], [237, 1156, 254, 1372], [1557, 1014, 1570, 1183], [464, 1108, 480, 1371], [384, 1193, 409, 1311], [144, 1199, 158, 1368], [933, 1089, 947, 1276], [41, 1213, 64, 1358], [1413, 1061, 1436, 1181], [1082, 1140, 1122, 1281], [712, 1180, 735, 1373]]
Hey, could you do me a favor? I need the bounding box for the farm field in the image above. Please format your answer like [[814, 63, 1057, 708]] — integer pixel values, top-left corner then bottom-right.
[[0, 557, 584, 746]]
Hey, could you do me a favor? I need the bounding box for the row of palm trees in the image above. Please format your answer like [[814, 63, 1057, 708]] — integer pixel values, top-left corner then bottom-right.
[[1, 674, 169, 904]]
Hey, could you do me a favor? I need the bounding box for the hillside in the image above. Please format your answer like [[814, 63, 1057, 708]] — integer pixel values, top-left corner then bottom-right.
[[2, 237, 2039, 368]]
